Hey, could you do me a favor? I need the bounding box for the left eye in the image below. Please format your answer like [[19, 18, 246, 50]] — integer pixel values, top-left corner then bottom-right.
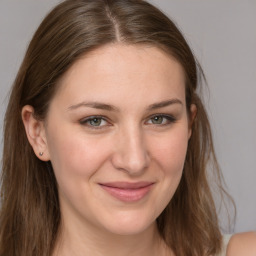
[[80, 117, 108, 127], [147, 115, 175, 125]]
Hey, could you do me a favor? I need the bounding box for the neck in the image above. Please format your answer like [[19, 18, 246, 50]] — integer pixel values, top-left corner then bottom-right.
[[53, 220, 172, 256]]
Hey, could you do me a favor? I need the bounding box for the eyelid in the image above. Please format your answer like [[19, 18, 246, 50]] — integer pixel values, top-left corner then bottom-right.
[[79, 113, 176, 130], [79, 115, 111, 129], [145, 114, 177, 125]]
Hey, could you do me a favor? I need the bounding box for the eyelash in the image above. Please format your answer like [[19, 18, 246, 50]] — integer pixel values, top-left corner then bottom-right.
[[79, 114, 176, 129], [146, 114, 176, 126], [79, 116, 110, 129]]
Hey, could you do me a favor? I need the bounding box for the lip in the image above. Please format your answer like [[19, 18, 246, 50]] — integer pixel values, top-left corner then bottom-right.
[[99, 182, 154, 202]]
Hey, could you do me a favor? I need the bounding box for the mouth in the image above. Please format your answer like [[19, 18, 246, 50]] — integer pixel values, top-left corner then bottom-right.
[[99, 181, 155, 202]]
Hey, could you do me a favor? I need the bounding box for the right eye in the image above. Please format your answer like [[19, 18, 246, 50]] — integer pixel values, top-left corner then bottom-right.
[[80, 116, 109, 128]]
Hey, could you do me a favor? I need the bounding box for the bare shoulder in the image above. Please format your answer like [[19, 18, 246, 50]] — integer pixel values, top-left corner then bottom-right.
[[226, 232, 256, 256]]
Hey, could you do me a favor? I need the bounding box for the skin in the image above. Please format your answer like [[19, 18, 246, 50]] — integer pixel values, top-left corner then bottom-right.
[[226, 232, 256, 256], [23, 44, 193, 255], [22, 44, 256, 255]]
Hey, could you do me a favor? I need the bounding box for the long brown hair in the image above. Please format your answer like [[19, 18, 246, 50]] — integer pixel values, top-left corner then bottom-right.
[[0, 0, 232, 255]]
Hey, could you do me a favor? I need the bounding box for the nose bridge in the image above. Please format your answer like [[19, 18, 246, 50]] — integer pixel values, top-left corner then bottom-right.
[[112, 123, 149, 174]]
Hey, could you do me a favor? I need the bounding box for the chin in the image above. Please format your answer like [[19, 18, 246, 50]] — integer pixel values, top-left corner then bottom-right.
[[99, 211, 157, 236]]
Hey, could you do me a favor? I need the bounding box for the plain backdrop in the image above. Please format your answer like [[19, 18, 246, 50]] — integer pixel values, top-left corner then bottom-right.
[[0, 0, 255, 233]]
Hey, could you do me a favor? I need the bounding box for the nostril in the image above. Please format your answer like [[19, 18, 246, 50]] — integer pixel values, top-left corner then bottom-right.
[[111, 148, 150, 175]]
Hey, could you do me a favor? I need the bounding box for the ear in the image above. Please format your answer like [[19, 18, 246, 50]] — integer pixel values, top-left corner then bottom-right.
[[21, 105, 50, 161], [188, 103, 197, 139]]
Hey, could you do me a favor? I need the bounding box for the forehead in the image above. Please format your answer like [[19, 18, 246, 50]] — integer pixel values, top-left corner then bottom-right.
[[52, 43, 186, 108]]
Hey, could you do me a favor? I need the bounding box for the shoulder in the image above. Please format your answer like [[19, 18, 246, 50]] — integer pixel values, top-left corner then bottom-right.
[[226, 232, 256, 256]]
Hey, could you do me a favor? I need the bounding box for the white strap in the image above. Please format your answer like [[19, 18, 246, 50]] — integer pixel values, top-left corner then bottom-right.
[[221, 234, 232, 256]]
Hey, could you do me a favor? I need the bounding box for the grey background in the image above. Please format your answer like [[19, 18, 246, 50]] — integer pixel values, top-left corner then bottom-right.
[[0, 0, 255, 233]]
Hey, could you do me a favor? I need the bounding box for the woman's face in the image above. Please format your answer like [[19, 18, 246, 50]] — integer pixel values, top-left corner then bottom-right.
[[42, 44, 193, 235]]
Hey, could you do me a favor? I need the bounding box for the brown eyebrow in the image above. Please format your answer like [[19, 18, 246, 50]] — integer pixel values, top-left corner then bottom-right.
[[68, 102, 118, 111], [68, 98, 183, 112], [146, 99, 183, 110]]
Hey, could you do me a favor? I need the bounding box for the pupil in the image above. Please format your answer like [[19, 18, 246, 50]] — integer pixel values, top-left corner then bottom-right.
[[90, 118, 101, 126], [153, 116, 163, 124]]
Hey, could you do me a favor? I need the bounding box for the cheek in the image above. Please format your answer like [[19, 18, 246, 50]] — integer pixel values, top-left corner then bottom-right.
[[46, 131, 113, 212], [149, 127, 188, 199], [151, 130, 188, 173], [145, 128, 189, 216], [46, 129, 112, 181]]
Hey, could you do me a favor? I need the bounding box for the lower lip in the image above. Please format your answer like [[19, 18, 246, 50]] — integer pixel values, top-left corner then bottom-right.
[[100, 184, 153, 202]]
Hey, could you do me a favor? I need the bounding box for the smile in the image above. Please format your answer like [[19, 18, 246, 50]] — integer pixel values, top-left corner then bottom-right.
[[99, 182, 154, 202]]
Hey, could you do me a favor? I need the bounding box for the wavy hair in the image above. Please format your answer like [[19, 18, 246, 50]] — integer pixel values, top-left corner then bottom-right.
[[0, 0, 232, 255]]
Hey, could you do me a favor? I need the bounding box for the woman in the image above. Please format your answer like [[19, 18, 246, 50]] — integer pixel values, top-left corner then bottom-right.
[[0, 0, 255, 255]]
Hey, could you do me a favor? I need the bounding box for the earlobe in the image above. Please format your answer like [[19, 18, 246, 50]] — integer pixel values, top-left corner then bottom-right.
[[21, 105, 50, 161], [188, 104, 197, 139]]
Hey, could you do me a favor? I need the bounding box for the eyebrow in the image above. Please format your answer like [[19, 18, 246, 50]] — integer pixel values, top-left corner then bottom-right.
[[146, 99, 183, 110], [68, 102, 118, 111], [67, 98, 183, 112]]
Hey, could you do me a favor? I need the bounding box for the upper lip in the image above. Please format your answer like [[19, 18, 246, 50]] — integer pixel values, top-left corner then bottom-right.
[[99, 181, 154, 189]]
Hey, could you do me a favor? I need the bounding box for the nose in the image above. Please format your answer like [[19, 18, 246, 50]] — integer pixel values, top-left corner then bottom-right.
[[111, 126, 150, 176]]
